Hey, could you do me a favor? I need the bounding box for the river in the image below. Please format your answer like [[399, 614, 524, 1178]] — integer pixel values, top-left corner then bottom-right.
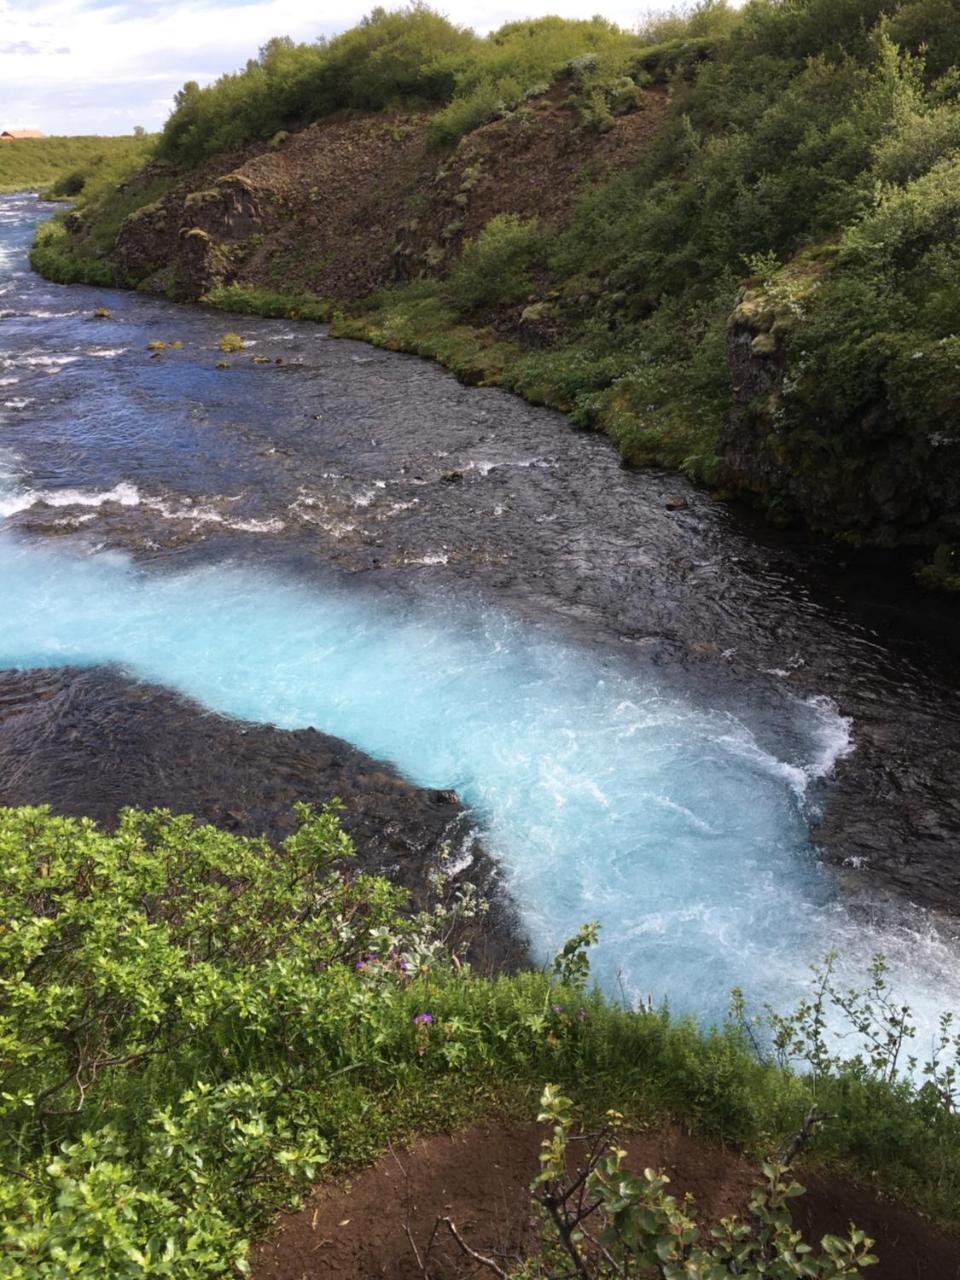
[[2, 192, 958, 1038]]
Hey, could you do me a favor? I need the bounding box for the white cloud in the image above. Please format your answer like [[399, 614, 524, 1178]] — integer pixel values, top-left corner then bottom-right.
[[0, 0, 669, 135]]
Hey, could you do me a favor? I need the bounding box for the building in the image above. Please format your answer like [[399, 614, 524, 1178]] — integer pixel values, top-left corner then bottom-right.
[[0, 130, 46, 140]]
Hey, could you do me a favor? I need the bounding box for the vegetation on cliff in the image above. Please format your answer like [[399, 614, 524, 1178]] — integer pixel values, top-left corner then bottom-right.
[[29, 0, 960, 572], [0, 135, 153, 196], [155, 11, 650, 164], [2, 803, 959, 1275]]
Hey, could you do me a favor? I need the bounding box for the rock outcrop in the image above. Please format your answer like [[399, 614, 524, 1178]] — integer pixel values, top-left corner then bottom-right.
[[720, 258, 960, 556], [0, 666, 526, 971], [105, 87, 667, 303]]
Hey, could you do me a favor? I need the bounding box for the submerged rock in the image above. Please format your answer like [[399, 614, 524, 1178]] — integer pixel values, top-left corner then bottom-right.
[[0, 666, 527, 972]]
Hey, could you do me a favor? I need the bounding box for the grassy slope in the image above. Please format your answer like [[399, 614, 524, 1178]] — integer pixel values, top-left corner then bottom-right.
[[0, 136, 153, 194]]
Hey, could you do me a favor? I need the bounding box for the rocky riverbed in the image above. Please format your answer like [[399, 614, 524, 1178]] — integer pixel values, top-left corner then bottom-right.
[[0, 664, 524, 970], [2, 192, 959, 1020]]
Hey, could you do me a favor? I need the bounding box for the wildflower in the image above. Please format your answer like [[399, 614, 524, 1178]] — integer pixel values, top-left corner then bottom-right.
[[579, 1007, 587, 1019], [552, 1005, 562, 1015], [414, 1013, 433, 1025], [355, 960, 366, 971]]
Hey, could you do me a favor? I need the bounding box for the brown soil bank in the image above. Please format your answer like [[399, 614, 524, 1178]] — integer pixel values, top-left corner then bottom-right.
[[250, 1122, 960, 1280], [110, 84, 666, 305]]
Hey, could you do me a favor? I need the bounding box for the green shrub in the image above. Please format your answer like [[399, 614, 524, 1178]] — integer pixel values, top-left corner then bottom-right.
[[426, 78, 505, 149], [29, 219, 117, 286], [519, 1085, 877, 1278], [444, 213, 547, 313], [576, 87, 616, 133], [1, 804, 958, 1275], [156, 10, 644, 167]]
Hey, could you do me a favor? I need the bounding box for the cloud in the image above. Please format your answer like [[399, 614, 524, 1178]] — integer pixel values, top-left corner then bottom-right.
[[0, 0, 669, 135], [0, 39, 68, 55]]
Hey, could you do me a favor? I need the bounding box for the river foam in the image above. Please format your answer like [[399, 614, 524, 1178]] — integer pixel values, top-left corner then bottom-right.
[[0, 528, 955, 1040], [0, 191, 955, 1061]]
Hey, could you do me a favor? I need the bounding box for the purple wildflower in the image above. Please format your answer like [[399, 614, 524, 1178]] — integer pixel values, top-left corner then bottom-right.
[[552, 1005, 562, 1015], [579, 1007, 587, 1019], [414, 1013, 433, 1025]]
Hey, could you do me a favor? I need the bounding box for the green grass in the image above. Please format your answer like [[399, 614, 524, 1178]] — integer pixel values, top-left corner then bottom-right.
[[2, 804, 958, 1276], [0, 135, 154, 195], [205, 282, 332, 323]]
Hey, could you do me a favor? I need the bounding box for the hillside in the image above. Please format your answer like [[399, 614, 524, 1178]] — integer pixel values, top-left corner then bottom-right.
[[0, 134, 153, 195], [29, 0, 960, 581]]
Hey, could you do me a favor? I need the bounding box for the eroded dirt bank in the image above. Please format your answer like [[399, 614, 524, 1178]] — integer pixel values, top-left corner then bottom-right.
[[107, 84, 667, 304], [249, 1122, 960, 1280]]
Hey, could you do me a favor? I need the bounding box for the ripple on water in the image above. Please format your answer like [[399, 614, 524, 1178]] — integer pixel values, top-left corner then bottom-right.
[[0, 192, 957, 1066], [0, 530, 955, 1050]]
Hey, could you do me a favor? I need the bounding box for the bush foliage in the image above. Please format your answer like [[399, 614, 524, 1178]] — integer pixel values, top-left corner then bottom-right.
[[156, 8, 646, 165], [1, 805, 959, 1276]]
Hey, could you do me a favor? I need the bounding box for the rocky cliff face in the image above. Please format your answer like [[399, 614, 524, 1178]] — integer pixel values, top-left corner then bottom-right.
[[106, 87, 666, 304], [721, 284, 792, 501], [720, 266, 960, 561]]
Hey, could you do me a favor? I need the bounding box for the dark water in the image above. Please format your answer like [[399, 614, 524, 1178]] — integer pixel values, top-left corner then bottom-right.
[[2, 192, 958, 1032]]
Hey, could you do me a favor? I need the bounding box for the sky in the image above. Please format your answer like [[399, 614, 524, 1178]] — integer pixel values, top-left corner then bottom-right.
[[0, 0, 671, 136]]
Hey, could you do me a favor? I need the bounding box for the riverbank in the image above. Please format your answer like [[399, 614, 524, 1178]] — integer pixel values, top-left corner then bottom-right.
[[4, 802, 959, 1278], [0, 666, 525, 971], [28, 2, 960, 581]]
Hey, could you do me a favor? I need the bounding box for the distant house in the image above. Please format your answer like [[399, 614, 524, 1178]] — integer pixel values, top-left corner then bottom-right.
[[0, 130, 46, 140]]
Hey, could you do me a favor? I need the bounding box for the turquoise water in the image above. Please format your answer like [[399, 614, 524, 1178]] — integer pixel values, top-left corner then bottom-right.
[[2, 529, 954, 1031], [1, 193, 957, 1046]]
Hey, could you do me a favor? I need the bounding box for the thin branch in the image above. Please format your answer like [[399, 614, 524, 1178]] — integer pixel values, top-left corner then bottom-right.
[[437, 1216, 511, 1279], [777, 1106, 835, 1169], [539, 1198, 593, 1280]]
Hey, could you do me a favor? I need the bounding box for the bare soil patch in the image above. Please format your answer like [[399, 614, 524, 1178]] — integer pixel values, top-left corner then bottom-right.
[[250, 1122, 959, 1279]]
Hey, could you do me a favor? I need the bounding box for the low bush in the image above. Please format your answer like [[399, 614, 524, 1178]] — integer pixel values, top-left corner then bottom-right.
[[512, 1085, 877, 1278], [1, 804, 958, 1276], [156, 9, 647, 165], [426, 79, 507, 149], [206, 283, 332, 322], [443, 214, 547, 314]]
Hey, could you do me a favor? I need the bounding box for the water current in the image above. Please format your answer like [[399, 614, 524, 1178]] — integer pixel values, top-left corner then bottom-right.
[[2, 192, 958, 1043]]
